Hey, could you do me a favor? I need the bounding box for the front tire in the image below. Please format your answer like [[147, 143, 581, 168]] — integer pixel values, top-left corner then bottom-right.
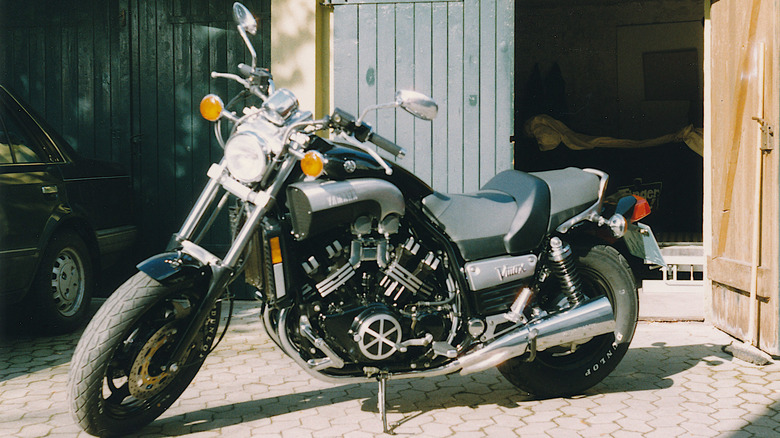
[[497, 244, 638, 398], [68, 272, 219, 436]]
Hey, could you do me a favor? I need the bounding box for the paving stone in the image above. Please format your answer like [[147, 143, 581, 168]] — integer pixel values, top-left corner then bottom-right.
[[4, 305, 780, 437]]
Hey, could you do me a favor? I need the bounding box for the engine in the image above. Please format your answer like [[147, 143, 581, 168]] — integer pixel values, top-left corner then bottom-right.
[[294, 221, 459, 368]]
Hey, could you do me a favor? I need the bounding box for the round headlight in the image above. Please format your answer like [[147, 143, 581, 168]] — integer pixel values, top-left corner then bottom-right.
[[224, 132, 268, 183]]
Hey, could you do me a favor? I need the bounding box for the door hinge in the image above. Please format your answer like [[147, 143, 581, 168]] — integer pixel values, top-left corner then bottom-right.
[[752, 117, 775, 152]]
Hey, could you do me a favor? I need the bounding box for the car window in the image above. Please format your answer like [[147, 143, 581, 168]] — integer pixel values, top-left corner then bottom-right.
[[0, 134, 11, 164], [0, 102, 46, 164]]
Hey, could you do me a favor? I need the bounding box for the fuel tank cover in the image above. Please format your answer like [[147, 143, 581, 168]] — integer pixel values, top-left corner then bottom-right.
[[287, 178, 405, 240]]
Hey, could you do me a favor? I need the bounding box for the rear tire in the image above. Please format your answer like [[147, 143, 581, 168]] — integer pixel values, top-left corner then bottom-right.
[[497, 244, 638, 398], [68, 272, 219, 436]]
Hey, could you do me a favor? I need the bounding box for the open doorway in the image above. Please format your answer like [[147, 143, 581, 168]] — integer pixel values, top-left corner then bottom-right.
[[513, 0, 706, 313]]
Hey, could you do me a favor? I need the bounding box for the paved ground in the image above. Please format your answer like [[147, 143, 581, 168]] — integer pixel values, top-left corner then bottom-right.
[[2, 300, 779, 438]]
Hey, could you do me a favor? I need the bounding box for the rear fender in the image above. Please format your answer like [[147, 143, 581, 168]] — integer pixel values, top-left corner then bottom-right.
[[137, 251, 211, 286]]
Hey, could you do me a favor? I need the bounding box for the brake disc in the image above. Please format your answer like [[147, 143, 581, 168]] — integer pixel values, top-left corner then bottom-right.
[[128, 322, 181, 399]]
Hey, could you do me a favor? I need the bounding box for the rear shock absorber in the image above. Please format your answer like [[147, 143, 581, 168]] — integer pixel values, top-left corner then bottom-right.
[[548, 237, 585, 306]]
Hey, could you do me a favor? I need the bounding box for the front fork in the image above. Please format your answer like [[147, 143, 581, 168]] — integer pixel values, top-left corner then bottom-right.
[[151, 156, 297, 370]]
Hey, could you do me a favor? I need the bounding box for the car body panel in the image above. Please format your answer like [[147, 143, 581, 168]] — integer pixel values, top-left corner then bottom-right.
[[0, 84, 137, 305]]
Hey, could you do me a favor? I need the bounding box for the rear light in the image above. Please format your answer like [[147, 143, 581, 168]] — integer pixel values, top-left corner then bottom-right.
[[630, 195, 651, 222]]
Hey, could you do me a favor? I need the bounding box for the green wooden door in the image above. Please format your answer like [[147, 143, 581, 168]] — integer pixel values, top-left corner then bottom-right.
[[0, 0, 271, 258]]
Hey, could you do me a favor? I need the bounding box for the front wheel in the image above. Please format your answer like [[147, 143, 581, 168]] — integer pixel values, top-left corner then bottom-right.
[[68, 272, 219, 436], [497, 244, 638, 398]]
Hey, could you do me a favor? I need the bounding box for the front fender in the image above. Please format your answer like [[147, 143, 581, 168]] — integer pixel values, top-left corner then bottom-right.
[[137, 251, 211, 285]]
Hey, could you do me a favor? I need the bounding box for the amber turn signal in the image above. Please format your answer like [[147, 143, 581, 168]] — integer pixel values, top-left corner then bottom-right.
[[300, 151, 325, 178], [200, 94, 224, 122]]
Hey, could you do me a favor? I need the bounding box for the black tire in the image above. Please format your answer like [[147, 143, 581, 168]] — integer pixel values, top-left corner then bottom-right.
[[68, 271, 219, 437], [497, 244, 638, 398], [27, 231, 94, 333]]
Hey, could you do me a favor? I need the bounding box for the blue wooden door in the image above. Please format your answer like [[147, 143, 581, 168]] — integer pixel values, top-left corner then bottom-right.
[[331, 0, 514, 193]]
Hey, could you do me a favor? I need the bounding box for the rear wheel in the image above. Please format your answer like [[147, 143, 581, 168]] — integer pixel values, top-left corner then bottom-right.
[[497, 244, 638, 398], [68, 272, 220, 436]]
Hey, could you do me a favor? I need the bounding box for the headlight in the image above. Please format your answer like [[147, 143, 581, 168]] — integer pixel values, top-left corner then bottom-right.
[[224, 131, 268, 183]]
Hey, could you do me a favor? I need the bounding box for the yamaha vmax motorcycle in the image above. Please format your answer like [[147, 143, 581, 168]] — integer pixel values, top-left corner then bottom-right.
[[68, 3, 665, 436]]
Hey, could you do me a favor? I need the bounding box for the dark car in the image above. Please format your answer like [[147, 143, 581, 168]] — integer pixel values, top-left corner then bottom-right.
[[0, 85, 136, 334]]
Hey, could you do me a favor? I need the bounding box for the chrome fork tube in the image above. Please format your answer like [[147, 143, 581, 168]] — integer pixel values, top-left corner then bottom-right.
[[222, 202, 267, 267], [175, 158, 226, 243]]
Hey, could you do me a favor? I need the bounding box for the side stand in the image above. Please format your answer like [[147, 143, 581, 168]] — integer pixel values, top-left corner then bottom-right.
[[377, 373, 392, 434]]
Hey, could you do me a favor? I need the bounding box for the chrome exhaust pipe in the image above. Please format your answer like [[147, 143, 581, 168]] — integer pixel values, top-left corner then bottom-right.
[[458, 296, 616, 375]]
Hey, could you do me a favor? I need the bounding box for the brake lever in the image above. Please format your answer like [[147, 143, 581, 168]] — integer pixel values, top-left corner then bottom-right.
[[334, 132, 393, 176], [211, 71, 251, 88]]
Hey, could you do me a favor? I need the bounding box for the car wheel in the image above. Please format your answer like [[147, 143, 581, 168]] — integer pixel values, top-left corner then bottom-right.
[[28, 231, 94, 333]]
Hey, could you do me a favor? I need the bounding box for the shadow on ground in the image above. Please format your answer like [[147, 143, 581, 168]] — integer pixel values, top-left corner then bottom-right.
[[129, 341, 734, 436]]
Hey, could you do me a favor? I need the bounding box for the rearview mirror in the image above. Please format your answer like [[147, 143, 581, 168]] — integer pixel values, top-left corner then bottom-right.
[[395, 90, 438, 121], [356, 90, 438, 125], [233, 2, 257, 35], [233, 3, 258, 69]]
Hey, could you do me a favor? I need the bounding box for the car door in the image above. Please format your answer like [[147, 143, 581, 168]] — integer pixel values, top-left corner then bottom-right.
[[0, 90, 65, 300]]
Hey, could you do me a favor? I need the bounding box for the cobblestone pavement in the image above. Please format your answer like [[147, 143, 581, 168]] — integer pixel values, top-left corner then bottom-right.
[[2, 300, 779, 438]]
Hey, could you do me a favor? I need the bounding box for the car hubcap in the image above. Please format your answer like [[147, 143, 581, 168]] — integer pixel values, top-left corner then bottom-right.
[[51, 248, 85, 317]]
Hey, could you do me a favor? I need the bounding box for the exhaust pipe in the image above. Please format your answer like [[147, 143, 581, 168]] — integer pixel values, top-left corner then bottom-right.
[[458, 296, 615, 375]]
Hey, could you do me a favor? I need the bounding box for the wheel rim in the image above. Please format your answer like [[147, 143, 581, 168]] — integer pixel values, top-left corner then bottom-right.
[[51, 247, 85, 317], [101, 295, 219, 420]]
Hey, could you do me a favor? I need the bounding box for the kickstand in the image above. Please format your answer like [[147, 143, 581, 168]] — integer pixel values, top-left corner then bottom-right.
[[377, 372, 393, 435]]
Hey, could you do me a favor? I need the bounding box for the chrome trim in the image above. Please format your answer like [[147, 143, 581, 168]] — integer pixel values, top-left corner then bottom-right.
[[480, 314, 522, 342], [96, 225, 137, 255], [459, 296, 615, 375], [464, 254, 537, 291], [273, 263, 286, 298], [276, 296, 615, 382], [277, 308, 462, 384], [299, 315, 345, 370], [177, 159, 225, 240], [556, 168, 608, 234], [180, 240, 221, 267], [61, 175, 131, 182]]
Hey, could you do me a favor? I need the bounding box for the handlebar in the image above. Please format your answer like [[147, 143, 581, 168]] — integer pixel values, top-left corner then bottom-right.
[[368, 132, 406, 159], [330, 107, 406, 158], [238, 63, 272, 80]]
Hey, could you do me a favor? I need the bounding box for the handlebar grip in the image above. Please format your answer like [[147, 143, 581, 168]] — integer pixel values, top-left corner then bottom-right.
[[369, 132, 406, 158], [238, 63, 272, 79]]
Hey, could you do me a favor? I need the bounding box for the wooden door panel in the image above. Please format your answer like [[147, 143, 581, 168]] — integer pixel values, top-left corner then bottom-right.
[[708, 0, 779, 354]]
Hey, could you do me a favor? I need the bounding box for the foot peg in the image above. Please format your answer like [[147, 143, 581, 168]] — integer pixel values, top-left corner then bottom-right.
[[432, 341, 457, 358]]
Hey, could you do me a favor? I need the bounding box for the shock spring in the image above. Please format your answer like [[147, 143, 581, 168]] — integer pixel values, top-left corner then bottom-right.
[[548, 237, 585, 306]]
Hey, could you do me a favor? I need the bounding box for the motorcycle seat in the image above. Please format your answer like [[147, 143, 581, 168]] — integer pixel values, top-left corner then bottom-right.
[[530, 167, 600, 232], [422, 168, 599, 262]]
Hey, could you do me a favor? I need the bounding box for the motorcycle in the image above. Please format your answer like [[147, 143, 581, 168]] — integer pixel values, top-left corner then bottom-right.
[[68, 3, 665, 436]]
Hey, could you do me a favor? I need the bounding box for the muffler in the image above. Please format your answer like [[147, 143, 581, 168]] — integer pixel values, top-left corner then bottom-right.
[[458, 296, 615, 375]]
